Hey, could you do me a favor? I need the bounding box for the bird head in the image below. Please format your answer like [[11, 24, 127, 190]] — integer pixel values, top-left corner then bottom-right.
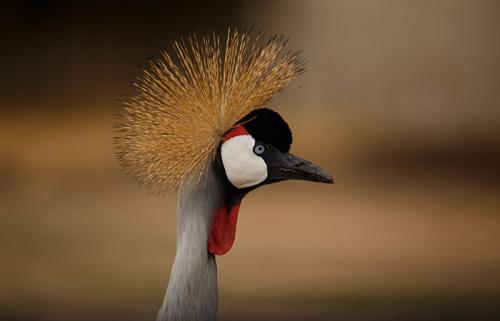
[[206, 108, 332, 256], [114, 30, 333, 256], [219, 108, 332, 191]]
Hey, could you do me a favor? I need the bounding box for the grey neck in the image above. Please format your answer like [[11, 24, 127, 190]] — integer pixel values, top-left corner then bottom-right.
[[157, 167, 225, 321]]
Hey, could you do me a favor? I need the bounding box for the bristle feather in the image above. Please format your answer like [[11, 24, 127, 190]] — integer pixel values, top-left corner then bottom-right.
[[114, 29, 305, 195]]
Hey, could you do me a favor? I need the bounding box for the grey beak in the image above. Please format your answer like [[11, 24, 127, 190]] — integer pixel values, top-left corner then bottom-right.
[[266, 152, 334, 184]]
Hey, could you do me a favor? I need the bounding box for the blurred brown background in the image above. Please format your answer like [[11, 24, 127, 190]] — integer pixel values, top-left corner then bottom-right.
[[1, 1, 500, 320]]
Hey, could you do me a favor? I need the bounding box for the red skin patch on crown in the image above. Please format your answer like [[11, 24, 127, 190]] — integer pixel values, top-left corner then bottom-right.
[[223, 125, 249, 142], [208, 203, 241, 255]]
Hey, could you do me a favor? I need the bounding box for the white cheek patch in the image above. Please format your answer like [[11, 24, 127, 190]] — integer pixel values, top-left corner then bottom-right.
[[221, 135, 268, 189]]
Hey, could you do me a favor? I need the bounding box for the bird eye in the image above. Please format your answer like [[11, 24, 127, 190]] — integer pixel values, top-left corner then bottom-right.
[[253, 144, 265, 155]]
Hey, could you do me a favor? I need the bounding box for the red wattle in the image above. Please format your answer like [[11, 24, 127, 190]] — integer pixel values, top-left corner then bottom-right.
[[208, 203, 241, 255]]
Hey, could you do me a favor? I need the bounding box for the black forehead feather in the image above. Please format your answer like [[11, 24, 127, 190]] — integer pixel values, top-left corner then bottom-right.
[[237, 108, 292, 152]]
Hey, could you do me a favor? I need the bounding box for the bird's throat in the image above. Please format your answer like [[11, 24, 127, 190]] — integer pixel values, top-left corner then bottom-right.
[[208, 202, 241, 255]]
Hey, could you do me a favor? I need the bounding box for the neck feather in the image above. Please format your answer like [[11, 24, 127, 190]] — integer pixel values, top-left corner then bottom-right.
[[157, 167, 225, 321]]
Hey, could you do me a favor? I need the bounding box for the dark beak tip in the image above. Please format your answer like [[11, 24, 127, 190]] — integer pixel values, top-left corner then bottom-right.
[[319, 173, 334, 184]]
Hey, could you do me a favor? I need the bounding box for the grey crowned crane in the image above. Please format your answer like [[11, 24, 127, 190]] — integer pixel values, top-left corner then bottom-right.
[[115, 30, 333, 321]]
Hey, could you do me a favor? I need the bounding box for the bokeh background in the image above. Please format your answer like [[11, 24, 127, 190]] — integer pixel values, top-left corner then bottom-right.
[[2, 1, 500, 320]]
